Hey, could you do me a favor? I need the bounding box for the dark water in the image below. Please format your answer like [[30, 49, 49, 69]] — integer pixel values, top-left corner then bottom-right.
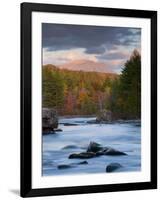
[[42, 117, 141, 176]]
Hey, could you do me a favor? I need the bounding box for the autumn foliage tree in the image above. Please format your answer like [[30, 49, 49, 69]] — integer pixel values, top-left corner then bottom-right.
[[42, 49, 141, 119]]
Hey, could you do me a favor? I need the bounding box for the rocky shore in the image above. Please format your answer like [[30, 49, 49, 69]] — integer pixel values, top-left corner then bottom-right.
[[42, 108, 140, 134], [42, 108, 59, 134]]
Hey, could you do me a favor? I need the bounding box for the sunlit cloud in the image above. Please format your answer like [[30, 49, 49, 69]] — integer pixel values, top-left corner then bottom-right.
[[43, 48, 98, 65], [42, 23, 141, 73]]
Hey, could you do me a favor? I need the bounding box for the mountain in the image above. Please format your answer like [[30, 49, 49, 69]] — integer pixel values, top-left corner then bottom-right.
[[43, 64, 118, 80], [58, 59, 111, 73]]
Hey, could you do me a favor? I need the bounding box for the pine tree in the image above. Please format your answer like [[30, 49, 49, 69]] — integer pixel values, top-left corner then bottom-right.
[[119, 49, 141, 118], [42, 68, 64, 109]]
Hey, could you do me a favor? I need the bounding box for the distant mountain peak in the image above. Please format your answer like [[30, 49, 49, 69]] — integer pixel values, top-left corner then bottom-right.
[[58, 59, 110, 73]]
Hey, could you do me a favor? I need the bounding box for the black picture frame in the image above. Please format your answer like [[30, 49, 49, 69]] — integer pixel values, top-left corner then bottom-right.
[[21, 2, 157, 197]]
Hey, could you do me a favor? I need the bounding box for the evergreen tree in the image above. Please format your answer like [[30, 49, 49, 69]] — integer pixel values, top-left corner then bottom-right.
[[42, 67, 64, 109], [119, 49, 141, 118]]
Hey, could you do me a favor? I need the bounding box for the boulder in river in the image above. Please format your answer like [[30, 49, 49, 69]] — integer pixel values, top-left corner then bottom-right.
[[96, 109, 112, 123], [103, 147, 127, 156], [69, 152, 96, 159], [42, 108, 58, 133], [62, 123, 78, 126], [57, 164, 74, 169], [54, 128, 63, 132], [57, 161, 88, 169], [68, 142, 127, 159], [62, 145, 79, 150], [78, 161, 88, 164], [86, 142, 127, 156], [106, 163, 123, 172], [87, 142, 103, 153]]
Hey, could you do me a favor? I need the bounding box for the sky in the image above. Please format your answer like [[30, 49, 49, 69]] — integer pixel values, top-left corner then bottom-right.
[[42, 23, 141, 74]]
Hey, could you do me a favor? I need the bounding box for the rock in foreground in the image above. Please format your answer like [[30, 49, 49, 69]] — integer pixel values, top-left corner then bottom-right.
[[68, 143, 126, 159], [62, 145, 79, 150], [106, 163, 122, 172], [102, 148, 127, 156], [69, 152, 96, 159], [87, 142, 103, 153], [57, 164, 73, 169], [86, 141, 127, 156], [57, 161, 88, 169]]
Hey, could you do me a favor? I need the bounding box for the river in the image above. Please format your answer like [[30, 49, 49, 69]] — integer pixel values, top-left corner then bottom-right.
[[43, 117, 141, 176]]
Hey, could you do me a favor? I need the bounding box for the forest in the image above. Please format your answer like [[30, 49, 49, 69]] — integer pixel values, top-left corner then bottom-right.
[[42, 50, 141, 119]]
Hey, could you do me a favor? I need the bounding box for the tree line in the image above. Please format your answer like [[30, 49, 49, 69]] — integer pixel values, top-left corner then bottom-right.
[[42, 50, 141, 119]]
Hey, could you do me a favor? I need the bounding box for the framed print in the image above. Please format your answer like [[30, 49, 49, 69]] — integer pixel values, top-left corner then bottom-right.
[[21, 2, 157, 197]]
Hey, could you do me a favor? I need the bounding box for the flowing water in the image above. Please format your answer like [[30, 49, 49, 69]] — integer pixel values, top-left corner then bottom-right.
[[43, 117, 141, 176]]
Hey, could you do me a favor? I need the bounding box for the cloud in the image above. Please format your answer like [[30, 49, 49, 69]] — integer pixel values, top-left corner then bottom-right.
[[97, 50, 129, 61], [42, 23, 141, 73], [43, 48, 98, 65], [42, 23, 141, 54]]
